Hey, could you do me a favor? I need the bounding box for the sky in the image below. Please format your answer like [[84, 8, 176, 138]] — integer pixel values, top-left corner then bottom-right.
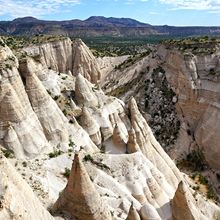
[[0, 0, 219, 26]]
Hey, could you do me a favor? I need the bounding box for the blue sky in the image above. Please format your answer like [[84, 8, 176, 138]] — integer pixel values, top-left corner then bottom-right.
[[0, 0, 219, 26]]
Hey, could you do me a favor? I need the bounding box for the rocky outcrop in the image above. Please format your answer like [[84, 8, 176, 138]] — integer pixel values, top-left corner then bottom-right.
[[52, 154, 112, 220], [0, 152, 54, 220], [23, 38, 73, 74], [72, 39, 101, 83]]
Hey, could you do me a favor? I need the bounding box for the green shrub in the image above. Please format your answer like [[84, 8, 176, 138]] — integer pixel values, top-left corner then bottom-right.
[[186, 149, 206, 171], [5, 63, 12, 70], [83, 154, 110, 170], [69, 139, 75, 148], [48, 149, 63, 158], [2, 148, 14, 158], [198, 174, 208, 185], [190, 173, 197, 180], [84, 154, 93, 162], [0, 41, 5, 47], [62, 109, 68, 116], [209, 68, 216, 75], [192, 185, 200, 190], [47, 90, 52, 95], [22, 161, 27, 167], [53, 95, 60, 100], [62, 167, 70, 178], [207, 185, 218, 201]]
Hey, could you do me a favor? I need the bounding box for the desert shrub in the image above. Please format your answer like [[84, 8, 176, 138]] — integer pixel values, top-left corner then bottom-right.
[[186, 149, 206, 171], [62, 168, 70, 178], [62, 109, 68, 116], [48, 149, 63, 158], [5, 63, 12, 70], [2, 148, 14, 158], [22, 161, 27, 167], [209, 68, 216, 75], [69, 139, 75, 148], [83, 154, 93, 162], [192, 185, 200, 190], [198, 174, 208, 185], [207, 185, 218, 201], [53, 95, 60, 100]]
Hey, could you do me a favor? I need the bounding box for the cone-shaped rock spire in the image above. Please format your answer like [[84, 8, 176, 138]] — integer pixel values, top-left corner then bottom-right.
[[79, 107, 101, 146], [128, 97, 181, 188], [52, 154, 112, 220], [25, 70, 69, 142], [70, 98, 82, 117], [113, 124, 127, 147], [0, 84, 48, 158], [75, 73, 98, 107], [72, 39, 101, 84], [0, 86, 25, 123], [127, 129, 140, 153], [172, 181, 201, 220], [126, 203, 141, 220]]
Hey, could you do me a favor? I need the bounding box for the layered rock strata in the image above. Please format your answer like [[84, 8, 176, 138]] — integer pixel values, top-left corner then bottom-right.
[[0, 39, 49, 158], [157, 45, 220, 169], [22, 38, 101, 84]]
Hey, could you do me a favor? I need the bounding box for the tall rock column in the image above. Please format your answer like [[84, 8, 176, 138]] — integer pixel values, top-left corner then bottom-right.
[[72, 39, 101, 84], [52, 154, 112, 220]]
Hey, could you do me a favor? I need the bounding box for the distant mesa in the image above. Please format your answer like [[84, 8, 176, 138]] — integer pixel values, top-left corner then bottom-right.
[[0, 16, 220, 37]]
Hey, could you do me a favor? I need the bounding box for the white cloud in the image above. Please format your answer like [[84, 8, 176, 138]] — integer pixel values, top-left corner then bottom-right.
[[159, 0, 220, 11], [0, 0, 81, 18]]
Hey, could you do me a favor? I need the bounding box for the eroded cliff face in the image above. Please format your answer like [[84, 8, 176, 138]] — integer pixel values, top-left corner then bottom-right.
[[22, 38, 101, 84], [0, 39, 50, 158], [103, 41, 220, 172], [157, 45, 220, 170], [0, 37, 220, 220]]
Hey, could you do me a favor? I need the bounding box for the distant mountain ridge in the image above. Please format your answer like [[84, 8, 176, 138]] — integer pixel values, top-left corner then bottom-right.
[[0, 16, 220, 37]]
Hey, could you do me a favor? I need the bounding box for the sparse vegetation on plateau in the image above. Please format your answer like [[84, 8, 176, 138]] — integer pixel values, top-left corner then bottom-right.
[[164, 36, 220, 55], [80, 36, 170, 57], [0, 35, 68, 51]]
